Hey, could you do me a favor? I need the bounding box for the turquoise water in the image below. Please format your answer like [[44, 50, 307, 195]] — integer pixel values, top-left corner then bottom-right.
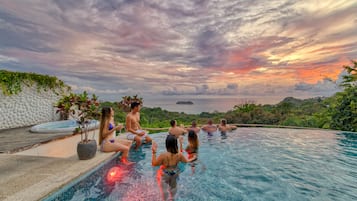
[[44, 128, 357, 201]]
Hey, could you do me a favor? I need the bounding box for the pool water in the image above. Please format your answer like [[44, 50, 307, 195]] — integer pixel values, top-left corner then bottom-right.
[[43, 128, 357, 201]]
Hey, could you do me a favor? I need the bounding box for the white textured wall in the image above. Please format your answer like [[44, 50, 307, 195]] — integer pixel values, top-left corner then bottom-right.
[[0, 84, 63, 130]]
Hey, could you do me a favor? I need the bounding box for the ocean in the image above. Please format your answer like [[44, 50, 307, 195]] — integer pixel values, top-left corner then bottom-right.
[[143, 95, 281, 114]]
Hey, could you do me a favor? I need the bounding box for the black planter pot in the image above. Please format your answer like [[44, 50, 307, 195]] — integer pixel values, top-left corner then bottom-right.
[[77, 139, 97, 160]]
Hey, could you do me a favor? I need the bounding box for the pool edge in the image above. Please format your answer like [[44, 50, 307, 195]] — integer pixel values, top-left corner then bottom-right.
[[2, 151, 121, 201]]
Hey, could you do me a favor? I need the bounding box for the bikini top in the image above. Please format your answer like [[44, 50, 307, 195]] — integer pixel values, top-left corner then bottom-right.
[[185, 146, 198, 154], [108, 123, 114, 130]]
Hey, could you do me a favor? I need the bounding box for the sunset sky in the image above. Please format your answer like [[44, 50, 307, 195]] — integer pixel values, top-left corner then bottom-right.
[[0, 0, 356, 105]]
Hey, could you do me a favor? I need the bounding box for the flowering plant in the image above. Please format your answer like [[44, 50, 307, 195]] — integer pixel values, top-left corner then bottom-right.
[[117, 94, 143, 112], [55, 91, 100, 142]]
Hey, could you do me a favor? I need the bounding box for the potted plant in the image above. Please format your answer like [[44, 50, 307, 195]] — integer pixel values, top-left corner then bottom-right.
[[55, 91, 100, 160], [75, 92, 100, 160]]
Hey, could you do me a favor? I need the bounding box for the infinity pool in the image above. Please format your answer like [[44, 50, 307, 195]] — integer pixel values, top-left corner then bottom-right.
[[43, 128, 357, 201]]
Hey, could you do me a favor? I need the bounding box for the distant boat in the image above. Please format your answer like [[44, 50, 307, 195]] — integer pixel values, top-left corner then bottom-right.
[[176, 101, 194, 105]]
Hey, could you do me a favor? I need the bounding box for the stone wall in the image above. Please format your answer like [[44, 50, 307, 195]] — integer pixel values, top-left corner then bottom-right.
[[0, 85, 62, 130]]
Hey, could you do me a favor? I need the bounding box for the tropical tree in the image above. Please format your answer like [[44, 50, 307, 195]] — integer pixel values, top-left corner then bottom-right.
[[331, 60, 357, 131]]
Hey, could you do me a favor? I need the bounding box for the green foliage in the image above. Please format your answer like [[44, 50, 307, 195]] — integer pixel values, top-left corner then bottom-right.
[[329, 60, 357, 131], [330, 89, 357, 131], [0, 70, 70, 95], [340, 60, 357, 88], [233, 101, 257, 113]]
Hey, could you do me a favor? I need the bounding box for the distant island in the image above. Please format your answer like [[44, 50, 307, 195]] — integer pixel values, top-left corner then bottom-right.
[[176, 101, 194, 105]]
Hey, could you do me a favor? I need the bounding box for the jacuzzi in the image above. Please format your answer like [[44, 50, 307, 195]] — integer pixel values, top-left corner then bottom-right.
[[30, 120, 100, 133]]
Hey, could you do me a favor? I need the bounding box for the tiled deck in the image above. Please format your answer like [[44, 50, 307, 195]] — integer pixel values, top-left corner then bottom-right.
[[0, 128, 123, 201]]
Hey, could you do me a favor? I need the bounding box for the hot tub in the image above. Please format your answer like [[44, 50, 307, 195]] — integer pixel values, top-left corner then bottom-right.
[[30, 120, 99, 133]]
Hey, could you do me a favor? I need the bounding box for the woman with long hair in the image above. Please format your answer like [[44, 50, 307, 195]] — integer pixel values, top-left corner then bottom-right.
[[185, 130, 200, 174], [185, 130, 199, 160], [152, 135, 196, 201], [99, 106, 132, 164]]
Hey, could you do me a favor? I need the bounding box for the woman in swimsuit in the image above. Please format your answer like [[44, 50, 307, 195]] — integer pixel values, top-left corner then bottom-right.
[[152, 135, 196, 201], [99, 107, 132, 164], [185, 130, 199, 173]]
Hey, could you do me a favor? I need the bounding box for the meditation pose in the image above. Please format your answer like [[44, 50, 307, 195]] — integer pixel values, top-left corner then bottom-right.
[[201, 119, 217, 136], [99, 107, 132, 164], [125, 102, 152, 149], [151, 135, 196, 201], [218, 119, 237, 136]]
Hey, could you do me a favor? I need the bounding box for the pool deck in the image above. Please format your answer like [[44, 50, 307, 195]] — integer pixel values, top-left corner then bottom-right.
[[0, 127, 124, 201]]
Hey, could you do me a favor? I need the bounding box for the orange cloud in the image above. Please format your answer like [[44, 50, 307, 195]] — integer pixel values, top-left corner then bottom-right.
[[293, 59, 350, 83]]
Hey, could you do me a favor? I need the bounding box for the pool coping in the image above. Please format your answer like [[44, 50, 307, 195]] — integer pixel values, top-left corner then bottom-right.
[[0, 139, 123, 201], [1, 151, 120, 201], [41, 152, 121, 201]]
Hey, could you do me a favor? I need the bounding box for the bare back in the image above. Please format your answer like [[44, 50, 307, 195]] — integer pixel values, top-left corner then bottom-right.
[[161, 152, 187, 170], [168, 127, 187, 138]]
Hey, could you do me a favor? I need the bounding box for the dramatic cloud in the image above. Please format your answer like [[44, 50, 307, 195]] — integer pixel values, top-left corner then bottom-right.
[[0, 0, 356, 104]]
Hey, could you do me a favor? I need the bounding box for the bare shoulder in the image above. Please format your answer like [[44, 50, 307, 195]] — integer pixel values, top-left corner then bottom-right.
[[178, 152, 185, 158]]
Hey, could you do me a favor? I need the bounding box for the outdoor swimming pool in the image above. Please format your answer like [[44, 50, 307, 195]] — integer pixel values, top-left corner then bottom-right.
[[43, 128, 357, 201]]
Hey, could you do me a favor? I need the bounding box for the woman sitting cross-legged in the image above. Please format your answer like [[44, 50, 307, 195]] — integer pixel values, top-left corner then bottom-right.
[[99, 106, 133, 164]]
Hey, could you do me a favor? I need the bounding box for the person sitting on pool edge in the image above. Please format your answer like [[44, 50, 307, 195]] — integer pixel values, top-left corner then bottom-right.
[[125, 102, 152, 150], [99, 107, 133, 164], [218, 119, 237, 136], [151, 135, 196, 201]]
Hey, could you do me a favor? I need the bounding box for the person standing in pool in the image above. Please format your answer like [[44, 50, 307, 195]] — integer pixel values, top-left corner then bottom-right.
[[168, 120, 187, 152], [99, 107, 132, 164], [185, 130, 200, 174], [152, 135, 196, 201], [218, 119, 237, 136], [186, 120, 200, 134], [125, 102, 152, 150], [201, 119, 217, 136]]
